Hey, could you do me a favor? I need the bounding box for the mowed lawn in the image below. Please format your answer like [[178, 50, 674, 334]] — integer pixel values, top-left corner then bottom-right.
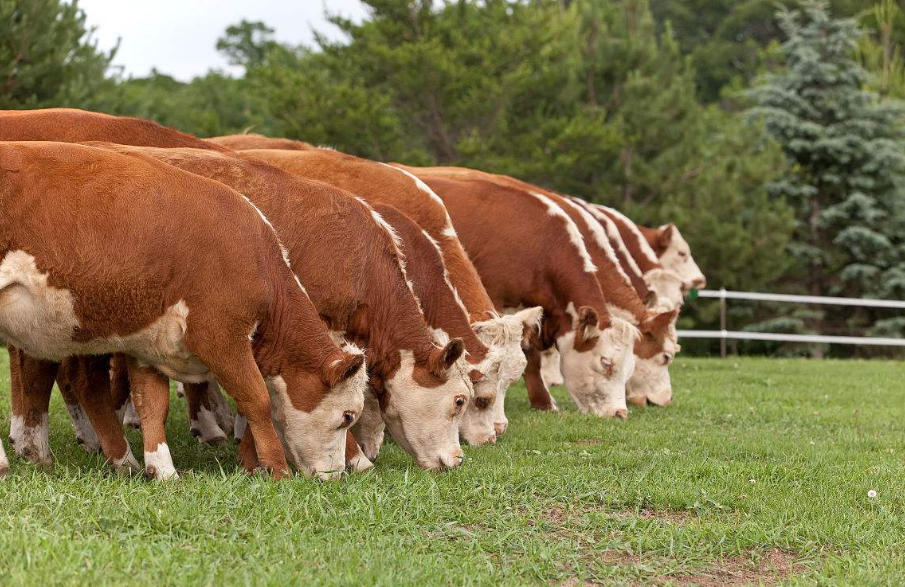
[[1, 354, 904, 586]]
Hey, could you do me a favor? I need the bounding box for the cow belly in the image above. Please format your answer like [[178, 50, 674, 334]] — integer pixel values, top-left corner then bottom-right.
[[0, 250, 210, 382]]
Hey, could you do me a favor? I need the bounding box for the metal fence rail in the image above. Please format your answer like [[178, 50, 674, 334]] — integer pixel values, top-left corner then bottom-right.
[[679, 288, 905, 356]]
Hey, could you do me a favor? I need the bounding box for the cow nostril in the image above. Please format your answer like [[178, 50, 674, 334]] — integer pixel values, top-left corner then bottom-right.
[[614, 409, 628, 420], [494, 422, 508, 436]]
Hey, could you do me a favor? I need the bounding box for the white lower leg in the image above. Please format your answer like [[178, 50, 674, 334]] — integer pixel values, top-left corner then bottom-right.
[[64, 403, 101, 454], [190, 405, 227, 445], [9, 414, 23, 448], [144, 442, 178, 480], [121, 400, 141, 429], [233, 415, 248, 443], [15, 413, 51, 465], [110, 443, 141, 474]]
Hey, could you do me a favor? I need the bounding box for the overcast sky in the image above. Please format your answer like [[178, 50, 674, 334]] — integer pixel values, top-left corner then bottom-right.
[[78, 0, 370, 81]]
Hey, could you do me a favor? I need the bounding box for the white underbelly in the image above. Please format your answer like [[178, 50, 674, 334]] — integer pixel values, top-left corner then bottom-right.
[[0, 250, 211, 382]]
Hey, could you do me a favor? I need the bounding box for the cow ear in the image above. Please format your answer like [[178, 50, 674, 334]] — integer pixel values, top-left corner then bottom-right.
[[659, 223, 676, 248], [516, 306, 544, 345], [643, 290, 659, 308], [574, 306, 599, 345], [429, 338, 465, 377], [323, 353, 365, 388], [643, 309, 679, 333]]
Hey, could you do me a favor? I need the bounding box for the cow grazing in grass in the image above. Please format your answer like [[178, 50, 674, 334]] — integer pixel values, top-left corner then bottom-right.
[[96, 145, 471, 470], [0, 142, 366, 480], [372, 204, 540, 445], [403, 172, 640, 418], [205, 133, 314, 151], [0, 108, 231, 152], [408, 167, 679, 407], [241, 148, 540, 441], [597, 205, 706, 293]]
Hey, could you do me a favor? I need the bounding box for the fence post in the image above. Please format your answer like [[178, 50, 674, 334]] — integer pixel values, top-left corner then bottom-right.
[[719, 288, 727, 359]]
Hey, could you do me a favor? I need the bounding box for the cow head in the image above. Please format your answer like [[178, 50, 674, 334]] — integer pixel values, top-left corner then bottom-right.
[[643, 268, 685, 311], [468, 306, 543, 440], [628, 309, 680, 407], [556, 304, 638, 419], [266, 350, 367, 480], [655, 224, 706, 292], [350, 388, 385, 461], [380, 339, 472, 470]]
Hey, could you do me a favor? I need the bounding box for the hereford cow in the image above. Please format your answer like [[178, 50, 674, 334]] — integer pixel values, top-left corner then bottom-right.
[[597, 205, 706, 292], [372, 204, 540, 445], [0, 108, 230, 152], [0, 142, 367, 480], [400, 172, 639, 418], [205, 133, 314, 151], [239, 148, 541, 440], [408, 166, 680, 407], [93, 144, 472, 470]]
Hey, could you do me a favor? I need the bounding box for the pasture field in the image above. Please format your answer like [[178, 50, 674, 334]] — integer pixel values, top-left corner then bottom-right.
[[1, 354, 904, 586]]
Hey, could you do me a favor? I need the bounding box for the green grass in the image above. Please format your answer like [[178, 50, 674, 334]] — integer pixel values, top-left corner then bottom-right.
[[1, 354, 904, 586]]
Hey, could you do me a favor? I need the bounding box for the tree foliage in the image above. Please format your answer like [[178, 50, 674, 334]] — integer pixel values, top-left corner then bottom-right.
[[0, 0, 115, 108]]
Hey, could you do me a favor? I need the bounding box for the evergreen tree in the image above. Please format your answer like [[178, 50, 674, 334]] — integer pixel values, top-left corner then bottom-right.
[[0, 0, 115, 108], [748, 1, 905, 341]]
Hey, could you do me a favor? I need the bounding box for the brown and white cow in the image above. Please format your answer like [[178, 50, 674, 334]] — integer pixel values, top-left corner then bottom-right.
[[205, 133, 314, 151], [0, 141, 367, 480], [0, 108, 232, 152], [371, 204, 541, 445], [94, 144, 472, 470], [408, 167, 680, 407], [598, 205, 706, 293], [400, 172, 640, 418], [240, 148, 541, 441]]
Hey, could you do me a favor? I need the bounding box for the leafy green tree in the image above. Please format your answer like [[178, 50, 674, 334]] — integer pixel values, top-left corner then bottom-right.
[[748, 1, 905, 343], [0, 0, 115, 108]]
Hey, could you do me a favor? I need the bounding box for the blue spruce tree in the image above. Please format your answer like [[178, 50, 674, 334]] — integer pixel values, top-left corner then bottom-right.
[[749, 0, 905, 344]]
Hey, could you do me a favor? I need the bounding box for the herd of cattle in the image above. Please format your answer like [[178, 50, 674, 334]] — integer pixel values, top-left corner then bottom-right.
[[0, 108, 705, 480]]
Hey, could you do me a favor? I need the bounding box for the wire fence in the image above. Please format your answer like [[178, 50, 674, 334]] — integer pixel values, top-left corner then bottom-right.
[[677, 288, 905, 356]]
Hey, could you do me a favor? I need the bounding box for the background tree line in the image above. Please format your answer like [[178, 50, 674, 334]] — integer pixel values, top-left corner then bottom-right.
[[3, 0, 905, 355]]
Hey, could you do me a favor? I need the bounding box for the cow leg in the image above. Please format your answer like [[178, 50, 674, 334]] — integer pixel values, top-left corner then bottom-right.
[[8, 345, 24, 448], [10, 348, 59, 466], [0, 436, 8, 477], [71, 356, 141, 474], [345, 430, 373, 472], [237, 425, 260, 472], [233, 414, 247, 443], [184, 382, 227, 445], [109, 354, 132, 425], [56, 358, 101, 454], [207, 380, 235, 436], [523, 346, 559, 412], [188, 335, 289, 479], [126, 359, 178, 480]]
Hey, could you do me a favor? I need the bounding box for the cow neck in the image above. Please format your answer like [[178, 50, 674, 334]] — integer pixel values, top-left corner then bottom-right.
[[373, 206, 488, 365], [436, 238, 498, 323], [251, 256, 341, 382], [347, 252, 438, 382], [598, 207, 663, 272]]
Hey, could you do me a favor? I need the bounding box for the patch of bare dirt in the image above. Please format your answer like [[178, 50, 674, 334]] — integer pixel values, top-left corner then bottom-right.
[[607, 509, 696, 523], [666, 548, 803, 587], [574, 439, 601, 446]]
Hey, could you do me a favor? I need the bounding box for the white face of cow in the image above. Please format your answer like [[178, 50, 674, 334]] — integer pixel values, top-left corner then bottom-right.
[[556, 305, 639, 419], [657, 225, 706, 291], [468, 307, 543, 439], [643, 269, 685, 312], [266, 362, 367, 481], [627, 326, 679, 407], [382, 348, 472, 470]]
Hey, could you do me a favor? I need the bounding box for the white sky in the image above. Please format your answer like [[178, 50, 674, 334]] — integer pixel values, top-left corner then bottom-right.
[[77, 0, 370, 81]]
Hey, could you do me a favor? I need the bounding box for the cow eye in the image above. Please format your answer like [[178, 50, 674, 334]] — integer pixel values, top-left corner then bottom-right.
[[341, 411, 356, 427], [600, 357, 614, 376], [473, 397, 491, 410], [454, 395, 467, 410]]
